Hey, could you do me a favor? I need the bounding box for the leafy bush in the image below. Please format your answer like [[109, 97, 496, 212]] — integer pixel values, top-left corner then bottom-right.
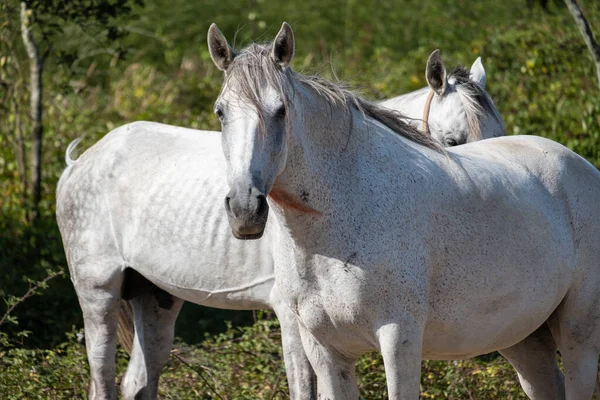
[[0, 314, 540, 399], [0, 331, 92, 400]]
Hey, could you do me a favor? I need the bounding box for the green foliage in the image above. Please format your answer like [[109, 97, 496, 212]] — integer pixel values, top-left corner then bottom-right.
[[362, 5, 600, 167], [0, 330, 91, 399], [483, 11, 600, 167], [164, 316, 291, 399], [23, 0, 145, 64], [0, 213, 76, 348], [0, 316, 534, 399], [0, 268, 63, 348], [1, 0, 600, 396]]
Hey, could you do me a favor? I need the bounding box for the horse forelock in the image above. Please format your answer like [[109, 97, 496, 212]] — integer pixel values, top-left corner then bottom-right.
[[224, 42, 441, 151], [223, 43, 290, 136], [448, 66, 505, 141]]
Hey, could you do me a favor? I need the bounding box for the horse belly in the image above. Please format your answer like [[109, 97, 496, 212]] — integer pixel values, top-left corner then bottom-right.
[[125, 235, 276, 311], [422, 263, 569, 359], [422, 312, 554, 360], [141, 273, 273, 310], [420, 167, 579, 359]]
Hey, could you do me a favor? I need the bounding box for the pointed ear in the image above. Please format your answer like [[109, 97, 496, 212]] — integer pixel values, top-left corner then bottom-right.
[[271, 22, 295, 69], [469, 57, 486, 88], [208, 23, 235, 71], [426, 49, 447, 96]]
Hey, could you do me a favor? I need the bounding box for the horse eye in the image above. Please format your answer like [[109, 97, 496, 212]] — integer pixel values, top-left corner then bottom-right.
[[275, 105, 286, 118], [214, 107, 224, 122], [445, 138, 459, 147]]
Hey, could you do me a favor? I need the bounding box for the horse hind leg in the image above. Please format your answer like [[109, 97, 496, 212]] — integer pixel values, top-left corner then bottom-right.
[[547, 285, 600, 400], [72, 259, 124, 400], [499, 322, 565, 400], [121, 270, 183, 400]]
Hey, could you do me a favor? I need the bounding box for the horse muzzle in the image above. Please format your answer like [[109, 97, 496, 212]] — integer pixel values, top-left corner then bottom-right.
[[224, 188, 269, 240]]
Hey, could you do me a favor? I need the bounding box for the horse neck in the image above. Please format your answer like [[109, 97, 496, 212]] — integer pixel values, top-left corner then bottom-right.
[[380, 87, 430, 120], [480, 102, 506, 139], [271, 82, 427, 242], [271, 83, 353, 214]]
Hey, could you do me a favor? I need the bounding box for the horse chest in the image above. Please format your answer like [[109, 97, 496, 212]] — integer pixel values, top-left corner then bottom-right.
[[276, 255, 393, 351], [291, 281, 377, 354]]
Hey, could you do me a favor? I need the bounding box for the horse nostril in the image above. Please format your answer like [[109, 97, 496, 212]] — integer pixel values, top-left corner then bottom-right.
[[256, 194, 268, 218], [224, 195, 236, 218]]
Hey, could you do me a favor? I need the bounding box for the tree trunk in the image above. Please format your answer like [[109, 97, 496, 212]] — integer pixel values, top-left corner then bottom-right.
[[12, 98, 28, 204], [20, 2, 43, 221], [564, 0, 600, 92]]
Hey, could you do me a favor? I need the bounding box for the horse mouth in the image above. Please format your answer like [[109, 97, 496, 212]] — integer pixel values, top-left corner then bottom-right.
[[231, 228, 265, 240], [227, 214, 267, 240], [224, 190, 269, 240]]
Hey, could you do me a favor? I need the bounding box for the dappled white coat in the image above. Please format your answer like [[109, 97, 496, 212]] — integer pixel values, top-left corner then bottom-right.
[[56, 124, 315, 399], [211, 22, 600, 400]]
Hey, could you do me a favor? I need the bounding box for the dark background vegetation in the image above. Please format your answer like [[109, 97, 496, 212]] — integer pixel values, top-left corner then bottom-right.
[[1, 0, 599, 397]]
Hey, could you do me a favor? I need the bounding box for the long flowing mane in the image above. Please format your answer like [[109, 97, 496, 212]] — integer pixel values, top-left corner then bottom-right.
[[224, 43, 440, 150], [447, 66, 505, 140]]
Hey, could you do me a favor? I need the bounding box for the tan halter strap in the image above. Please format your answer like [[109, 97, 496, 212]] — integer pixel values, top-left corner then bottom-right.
[[422, 90, 435, 136]]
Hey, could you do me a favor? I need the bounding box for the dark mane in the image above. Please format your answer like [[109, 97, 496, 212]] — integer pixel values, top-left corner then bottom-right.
[[224, 43, 441, 151], [448, 66, 505, 139]]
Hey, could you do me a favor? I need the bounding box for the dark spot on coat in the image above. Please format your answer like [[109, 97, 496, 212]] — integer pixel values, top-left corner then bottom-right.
[[300, 190, 309, 202], [343, 252, 358, 273], [340, 369, 349, 380]]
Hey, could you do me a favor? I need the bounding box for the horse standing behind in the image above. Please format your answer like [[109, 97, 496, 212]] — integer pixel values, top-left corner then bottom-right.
[[212, 22, 600, 399], [381, 49, 505, 146], [56, 127, 317, 399]]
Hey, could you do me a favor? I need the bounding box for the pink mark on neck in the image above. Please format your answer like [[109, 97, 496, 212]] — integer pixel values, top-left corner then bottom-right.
[[268, 186, 322, 215]]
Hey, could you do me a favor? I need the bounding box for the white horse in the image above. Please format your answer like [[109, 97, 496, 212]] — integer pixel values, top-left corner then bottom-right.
[[380, 49, 505, 146], [55, 47, 502, 400], [56, 127, 316, 399], [210, 22, 600, 399]]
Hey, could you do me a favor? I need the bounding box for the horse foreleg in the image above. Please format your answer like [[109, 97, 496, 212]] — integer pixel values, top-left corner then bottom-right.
[[377, 322, 423, 400], [270, 284, 317, 399], [121, 285, 183, 400], [297, 323, 359, 400], [499, 322, 565, 400]]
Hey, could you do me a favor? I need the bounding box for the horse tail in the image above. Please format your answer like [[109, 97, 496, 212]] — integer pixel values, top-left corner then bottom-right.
[[117, 300, 135, 355], [65, 137, 83, 167]]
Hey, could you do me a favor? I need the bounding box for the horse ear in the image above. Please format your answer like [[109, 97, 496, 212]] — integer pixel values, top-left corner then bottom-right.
[[208, 23, 236, 71], [426, 49, 447, 96], [470, 57, 486, 88], [271, 22, 295, 69]]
